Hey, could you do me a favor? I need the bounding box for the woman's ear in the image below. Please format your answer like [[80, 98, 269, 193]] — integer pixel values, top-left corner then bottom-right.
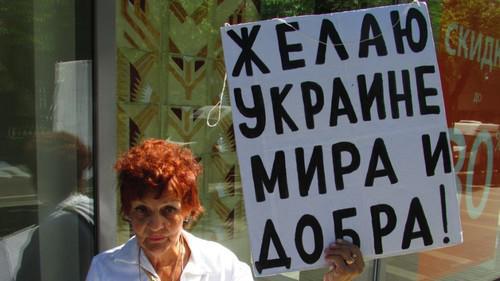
[[182, 211, 194, 228]]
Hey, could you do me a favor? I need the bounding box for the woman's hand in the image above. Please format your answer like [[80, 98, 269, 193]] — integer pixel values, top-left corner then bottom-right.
[[323, 239, 364, 281]]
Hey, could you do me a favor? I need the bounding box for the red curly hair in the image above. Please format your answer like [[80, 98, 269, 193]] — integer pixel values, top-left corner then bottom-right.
[[115, 139, 203, 220]]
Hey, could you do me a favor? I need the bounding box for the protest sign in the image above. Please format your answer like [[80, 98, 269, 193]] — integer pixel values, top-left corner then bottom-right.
[[220, 2, 462, 276]]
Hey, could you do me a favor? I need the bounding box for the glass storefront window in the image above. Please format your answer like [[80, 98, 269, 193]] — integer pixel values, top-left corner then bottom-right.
[[0, 1, 95, 280]]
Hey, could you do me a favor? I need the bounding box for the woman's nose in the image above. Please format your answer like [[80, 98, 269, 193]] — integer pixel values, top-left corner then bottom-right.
[[148, 213, 165, 231]]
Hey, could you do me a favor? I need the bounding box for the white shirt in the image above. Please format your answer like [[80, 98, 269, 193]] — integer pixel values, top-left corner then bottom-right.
[[86, 231, 254, 281]]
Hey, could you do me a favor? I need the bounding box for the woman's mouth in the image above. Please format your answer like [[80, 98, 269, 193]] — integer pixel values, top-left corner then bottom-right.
[[147, 235, 167, 243]]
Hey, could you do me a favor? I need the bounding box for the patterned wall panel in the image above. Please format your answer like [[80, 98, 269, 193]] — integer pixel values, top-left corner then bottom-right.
[[115, 0, 260, 261], [117, 103, 161, 155], [117, 48, 161, 104], [116, 47, 161, 156], [117, 0, 162, 52], [164, 0, 215, 57], [161, 105, 210, 155], [163, 54, 211, 105]]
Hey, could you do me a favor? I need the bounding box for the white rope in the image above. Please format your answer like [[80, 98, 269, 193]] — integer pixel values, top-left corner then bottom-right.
[[206, 73, 227, 127]]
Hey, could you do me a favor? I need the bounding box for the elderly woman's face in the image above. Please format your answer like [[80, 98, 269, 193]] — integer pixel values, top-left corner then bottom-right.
[[129, 191, 187, 258]]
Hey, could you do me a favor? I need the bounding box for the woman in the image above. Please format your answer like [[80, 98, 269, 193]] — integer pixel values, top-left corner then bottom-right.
[[86, 139, 364, 280]]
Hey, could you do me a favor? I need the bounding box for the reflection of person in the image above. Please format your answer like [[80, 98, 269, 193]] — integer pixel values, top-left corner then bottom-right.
[[16, 132, 94, 281], [86, 139, 364, 281]]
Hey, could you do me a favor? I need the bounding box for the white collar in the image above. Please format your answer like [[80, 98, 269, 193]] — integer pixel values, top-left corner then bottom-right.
[[180, 231, 212, 275], [112, 230, 212, 277]]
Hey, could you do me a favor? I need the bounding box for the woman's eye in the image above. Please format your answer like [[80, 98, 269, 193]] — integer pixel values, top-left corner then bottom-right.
[[161, 206, 178, 216], [134, 206, 149, 217]]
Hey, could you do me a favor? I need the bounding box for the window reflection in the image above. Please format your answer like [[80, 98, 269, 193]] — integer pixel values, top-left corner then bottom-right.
[[0, 1, 94, 280]]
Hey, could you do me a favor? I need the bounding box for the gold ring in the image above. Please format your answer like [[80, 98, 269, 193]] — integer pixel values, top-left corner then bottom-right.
[[345, 254, 357, 265]]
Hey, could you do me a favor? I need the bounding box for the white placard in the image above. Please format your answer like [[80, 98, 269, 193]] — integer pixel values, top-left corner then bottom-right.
[[220, 2, 462, 277]]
